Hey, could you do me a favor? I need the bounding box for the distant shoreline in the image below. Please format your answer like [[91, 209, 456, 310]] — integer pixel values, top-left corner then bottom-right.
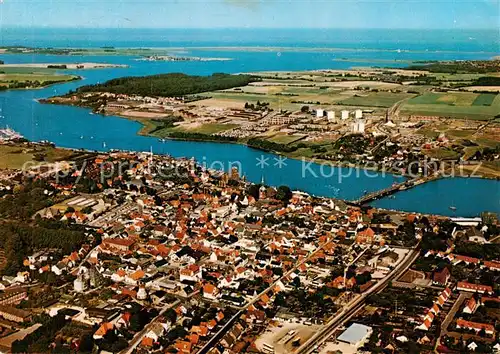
[[1, 46, 498, 57], [0, 62, 128, 69]]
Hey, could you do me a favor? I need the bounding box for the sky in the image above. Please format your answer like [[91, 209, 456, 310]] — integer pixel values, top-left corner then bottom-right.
[[0, 0, 498, 29]]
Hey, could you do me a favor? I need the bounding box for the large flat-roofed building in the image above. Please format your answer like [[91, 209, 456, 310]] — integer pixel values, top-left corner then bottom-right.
[[102, 238, 136, 253], [337, 323, 373, 348], [0, 291, 28, 306], [0, 305, 32, 323]]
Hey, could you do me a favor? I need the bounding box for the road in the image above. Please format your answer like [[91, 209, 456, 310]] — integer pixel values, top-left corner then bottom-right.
[[119, 298, 182, 354], [197, 310, 243, 354], [297, 244, 421, 354], [441, 292, 471, 335]]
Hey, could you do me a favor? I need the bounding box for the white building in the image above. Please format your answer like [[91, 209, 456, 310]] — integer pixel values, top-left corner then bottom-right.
[[137, 285, 148, 300], [355, 109, 363, 119], [74, 275, 87, 293], [341, 110, 350, 120], [337, 323, 373, 348], [316, 109, 324, 118], [352, 119, 366, 134], [327, 111, 336, 122]]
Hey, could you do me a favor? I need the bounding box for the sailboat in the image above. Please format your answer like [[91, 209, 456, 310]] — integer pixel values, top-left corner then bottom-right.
[[449, 206, 457, 211], [103, 142, 107, 148]]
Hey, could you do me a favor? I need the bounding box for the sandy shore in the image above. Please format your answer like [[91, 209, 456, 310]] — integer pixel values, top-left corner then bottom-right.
[[0, 62, 128, 69]]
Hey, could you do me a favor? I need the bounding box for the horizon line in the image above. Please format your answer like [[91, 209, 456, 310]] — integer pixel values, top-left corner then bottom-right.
[[0, 26, 497, 31]]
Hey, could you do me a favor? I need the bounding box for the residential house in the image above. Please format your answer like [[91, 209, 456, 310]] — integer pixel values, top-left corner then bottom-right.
[[463, 297, 479, 314], [457, 282, 493, 294], [456, 319, 495, 336], [93, 322, 114, 340], [180, 264, 202, 282], [203, 283, 219, 300], [432, 268, 450, 286]]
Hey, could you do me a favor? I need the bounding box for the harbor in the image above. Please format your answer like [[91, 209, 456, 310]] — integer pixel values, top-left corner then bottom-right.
[[0, 127, 24, 142]]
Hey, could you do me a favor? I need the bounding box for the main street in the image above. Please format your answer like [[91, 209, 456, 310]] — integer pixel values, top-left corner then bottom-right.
[[297, 243, 421, 354]]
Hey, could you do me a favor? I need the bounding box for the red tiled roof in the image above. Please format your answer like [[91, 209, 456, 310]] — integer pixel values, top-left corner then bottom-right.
[[457, 281, 493, 293], [457, 319, 494, 333]]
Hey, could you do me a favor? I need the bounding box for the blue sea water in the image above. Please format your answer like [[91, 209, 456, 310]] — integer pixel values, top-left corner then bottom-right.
[[1, 28, 499, 54], [0, 28, 498, 216]]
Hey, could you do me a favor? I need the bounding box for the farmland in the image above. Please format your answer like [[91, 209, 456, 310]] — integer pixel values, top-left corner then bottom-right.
[[472, 93, 497, 106], [339, 91, 415, 107], [401, 92, 500, 121]]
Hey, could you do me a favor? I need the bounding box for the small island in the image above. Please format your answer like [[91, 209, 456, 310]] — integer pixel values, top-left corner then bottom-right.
[[0, 62, 128, 90], [137, 55, 232, 62], [0, 62, 128, 70]]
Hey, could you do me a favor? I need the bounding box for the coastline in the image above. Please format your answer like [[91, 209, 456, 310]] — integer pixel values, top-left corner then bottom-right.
[[46, 100, 398, 174], [37, 98, 500, 181], [5, 139, 497, 218], [0, 76, 81, 91], [0, 63, 128, 69]]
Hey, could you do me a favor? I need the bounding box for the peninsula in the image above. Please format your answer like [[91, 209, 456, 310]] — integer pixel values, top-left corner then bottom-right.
[[0, 62, 127, 90], [41, 61, 500, 179]]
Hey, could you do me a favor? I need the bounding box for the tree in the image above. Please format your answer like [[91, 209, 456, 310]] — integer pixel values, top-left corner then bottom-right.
[[301, 105, 309, 113], [165, 308, 177, 324], [292, 276, 301, 287], [276, 185, 292, 203], [79, 333, 94, 352], [247, 184, 260, 200], [129, 310, 149, 332], [81, 206, 93, 214]]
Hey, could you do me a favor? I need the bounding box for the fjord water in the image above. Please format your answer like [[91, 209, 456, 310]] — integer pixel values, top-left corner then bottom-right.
[[0, 29, 498, 216]]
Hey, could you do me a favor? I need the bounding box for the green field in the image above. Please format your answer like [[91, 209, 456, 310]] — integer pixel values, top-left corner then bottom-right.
[[0, 145, 77, 169], [339, 92, 414, 108], [267, 133, 305, 145], [0, 73, 76, 83], [0, 67, 78, 89], [402, 92, 500, 120], [472, 93, 497, 106], [0, 67, 59, 74], [425, 148, 461, 160], [154, 123, 239, 137], [184, 123, 239, 135], [408, 92, 479, 105]]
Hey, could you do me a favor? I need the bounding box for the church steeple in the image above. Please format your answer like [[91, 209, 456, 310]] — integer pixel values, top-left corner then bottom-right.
[[259, 176, 266, 200]]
